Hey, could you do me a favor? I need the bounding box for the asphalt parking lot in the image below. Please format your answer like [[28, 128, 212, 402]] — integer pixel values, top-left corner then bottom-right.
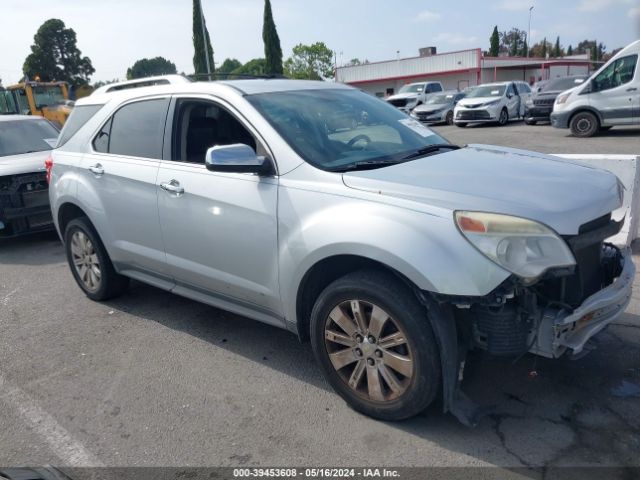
[[430, 122, 640, 155], [1, 124, 639, 474]]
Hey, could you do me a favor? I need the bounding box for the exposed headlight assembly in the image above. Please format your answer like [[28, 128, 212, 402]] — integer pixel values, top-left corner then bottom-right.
[[455, 211, 576, 282], [556, 93, 571, 104]]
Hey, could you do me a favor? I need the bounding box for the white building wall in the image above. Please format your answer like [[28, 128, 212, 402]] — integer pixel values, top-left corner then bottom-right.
[[353, 71, 480, 97]]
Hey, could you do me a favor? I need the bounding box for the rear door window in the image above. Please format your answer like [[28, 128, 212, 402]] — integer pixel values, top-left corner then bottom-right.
[[93, 98, 170, 159]]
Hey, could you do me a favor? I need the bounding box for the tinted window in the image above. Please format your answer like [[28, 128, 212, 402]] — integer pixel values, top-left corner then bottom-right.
[[106, 98, 169, 159], [0, 119, 59, 157], [593, 55, 638, 92], [57, 104, 103, 147], [517, 83, 531, 93], [428, 84, 443, 93], [93, 117, 112, 153]]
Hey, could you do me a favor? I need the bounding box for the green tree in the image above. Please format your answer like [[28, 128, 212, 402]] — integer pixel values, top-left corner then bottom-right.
[[348, 58, 362, 66], [530, 39, 552, 57], [230, 58, 266, 78], [541, 37, 547, 58], [126, 57, 177, 80], [553, 36, 562, 57], [500, 28, 526, 56], [192, 0, 215, 78], [284, 42, 334, 80], [489, 26, 500, 56], [520, 39, 528, 57], [567, 44, 573, 55], [23, 19, 94, 86], [262, 0, 283, 75], [218, 58, 243, 76]]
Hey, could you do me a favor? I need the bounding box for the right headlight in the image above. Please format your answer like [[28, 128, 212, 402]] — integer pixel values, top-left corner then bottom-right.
[[556, 93, 571, 105], [455, 211, 576, 282]]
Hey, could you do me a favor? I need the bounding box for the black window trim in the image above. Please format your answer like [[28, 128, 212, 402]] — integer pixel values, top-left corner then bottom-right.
[[88, 95, 172, 161], [162, 93, 279, 176]]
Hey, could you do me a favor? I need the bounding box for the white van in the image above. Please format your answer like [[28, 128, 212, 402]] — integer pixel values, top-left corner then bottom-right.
[[453, 81, 532, 127], [551, 39, 640, 137]]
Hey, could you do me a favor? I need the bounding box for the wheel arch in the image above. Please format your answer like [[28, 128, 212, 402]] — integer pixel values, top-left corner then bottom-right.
[[568, 107, 603, 128], [295, 254, 421, 343], [57, 202, 90, 237]]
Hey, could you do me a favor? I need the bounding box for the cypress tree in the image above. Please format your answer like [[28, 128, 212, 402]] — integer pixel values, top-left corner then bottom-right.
[[553, 36, 561, 57], [192, 0, 215, 78], [541, 37, 547, 58], [489, 26, 500, 56], [263, 0, 283, 75], [567, 44, 573, 55]]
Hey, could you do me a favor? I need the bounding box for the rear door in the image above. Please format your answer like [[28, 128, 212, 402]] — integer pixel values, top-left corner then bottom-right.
[[78, 96, 172, 285]]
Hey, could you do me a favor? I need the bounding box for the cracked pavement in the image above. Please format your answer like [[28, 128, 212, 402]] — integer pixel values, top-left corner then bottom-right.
[[0, 231, 639, 474]]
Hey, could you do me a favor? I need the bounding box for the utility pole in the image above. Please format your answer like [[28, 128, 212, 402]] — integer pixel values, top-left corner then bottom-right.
[[199, 0, 212, 80], [528, 6, 534, 57]]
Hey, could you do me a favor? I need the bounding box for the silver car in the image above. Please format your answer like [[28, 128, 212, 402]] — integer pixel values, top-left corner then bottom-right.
[[410, 91, 465, 125], [49, 80, 634, 424]]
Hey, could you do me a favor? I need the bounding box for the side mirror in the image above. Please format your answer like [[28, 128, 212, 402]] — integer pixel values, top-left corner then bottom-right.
[[205, 144, 273, 175], [506, 93, 513, 99], [585, 81, 594, 93]]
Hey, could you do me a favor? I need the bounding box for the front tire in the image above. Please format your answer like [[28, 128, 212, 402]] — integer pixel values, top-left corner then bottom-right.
[[570, 111, 599, 137], [64, 217, 129, 301], [446, 110, 454, 125], [455, 122, 467, 128], [524, 119, 536, 125], [498, 108, 509, 126], [310, 270, 440, 421]]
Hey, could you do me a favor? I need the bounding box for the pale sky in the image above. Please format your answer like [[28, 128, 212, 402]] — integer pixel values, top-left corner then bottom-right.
[[1, 0, 639, 84]]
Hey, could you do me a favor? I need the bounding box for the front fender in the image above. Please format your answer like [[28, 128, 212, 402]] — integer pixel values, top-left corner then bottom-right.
[[277, 186, 510, 325]]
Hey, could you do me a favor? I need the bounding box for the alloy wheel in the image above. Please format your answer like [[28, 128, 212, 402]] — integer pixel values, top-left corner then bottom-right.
[[70, 231, 102, 292], [324, 300, 414, 402]]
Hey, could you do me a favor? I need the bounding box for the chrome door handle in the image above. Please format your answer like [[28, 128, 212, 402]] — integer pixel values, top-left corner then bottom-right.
[[627, 87, 638, 92], [160, 180, 184, 195], [88, 163, 104, 176]]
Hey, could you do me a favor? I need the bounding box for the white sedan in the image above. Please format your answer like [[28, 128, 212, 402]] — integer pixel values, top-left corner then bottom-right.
[[0, 115, 59, 237]]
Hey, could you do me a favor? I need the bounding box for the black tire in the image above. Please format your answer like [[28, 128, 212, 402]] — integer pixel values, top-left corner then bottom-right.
[[570, 111, 599, 137], [498, 108, 509, 126], [64, 217, 129, 301], [310, 270, 441, 421], [455, 122, 467, 128], [524, 119, 536, 125], [445, 110, 454, 125]]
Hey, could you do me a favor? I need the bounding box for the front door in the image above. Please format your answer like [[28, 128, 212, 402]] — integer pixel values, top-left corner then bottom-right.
[[590, 53, 638, 125], [156, 96, 281, 322], [505, 83, 520, 118]]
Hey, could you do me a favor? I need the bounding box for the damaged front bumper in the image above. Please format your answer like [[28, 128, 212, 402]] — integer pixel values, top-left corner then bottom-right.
[[0, 172, 53, 237], [534, 246, 635, 358]]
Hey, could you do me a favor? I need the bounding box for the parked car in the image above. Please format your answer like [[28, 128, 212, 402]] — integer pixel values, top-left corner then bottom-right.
[[454, 81, 532, 127], [49, 80, 633, 424], [410, 91, 465, 125], [0, 116, 59, 237], [385, 81, 443, 113], [551, 40, 640, 137], [524, 76, 587, 124]]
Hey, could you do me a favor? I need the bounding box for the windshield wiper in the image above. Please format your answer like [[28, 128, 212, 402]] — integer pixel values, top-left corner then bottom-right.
[[330, 160, 402, 172], [402, 143, 460, 160]]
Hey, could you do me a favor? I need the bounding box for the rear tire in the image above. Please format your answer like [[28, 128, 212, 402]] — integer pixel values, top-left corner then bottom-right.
[[64, 217, 129, 301], [455, 122, 467, 128], [570, 111, 599, 137], [524, 119, 536, 125], [310, 270, 441, 421]]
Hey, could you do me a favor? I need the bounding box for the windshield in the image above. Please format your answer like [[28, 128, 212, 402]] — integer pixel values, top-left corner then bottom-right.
[[0, 119, 59, 157], [542, 77, 586, 92], [466, 85, 505, 98], [426, 93, 456, 104], [399, 83, 425, 94], [33, 85, 66, 108], [248, 89, 448, 171]]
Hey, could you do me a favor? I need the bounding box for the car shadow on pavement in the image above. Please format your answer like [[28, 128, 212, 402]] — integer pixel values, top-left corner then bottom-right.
[[102, 280, 640, 470], [0, 231, 63, 266]]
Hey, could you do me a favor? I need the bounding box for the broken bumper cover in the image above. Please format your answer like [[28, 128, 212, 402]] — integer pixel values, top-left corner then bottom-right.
[[534, 247, 635, 358]]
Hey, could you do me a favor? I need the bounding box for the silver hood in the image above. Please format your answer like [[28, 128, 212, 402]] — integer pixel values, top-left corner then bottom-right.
[[342, 145, 620, 235], [0, 151, 50, 177], [386, 92, 420, 102]]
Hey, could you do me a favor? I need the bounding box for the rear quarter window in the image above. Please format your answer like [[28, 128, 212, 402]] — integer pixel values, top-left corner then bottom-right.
[[57, 104, 104, 147]]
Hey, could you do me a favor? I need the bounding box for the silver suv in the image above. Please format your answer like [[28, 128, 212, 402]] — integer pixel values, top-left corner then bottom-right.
[[49, 80, 634, 424]]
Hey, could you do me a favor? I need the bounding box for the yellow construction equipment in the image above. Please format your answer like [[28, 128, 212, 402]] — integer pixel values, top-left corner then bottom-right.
[[5, 80, 73, 126]]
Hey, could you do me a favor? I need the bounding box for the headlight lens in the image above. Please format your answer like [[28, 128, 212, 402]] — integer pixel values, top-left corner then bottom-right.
[[556, 93, 570, 104], [526, 98, 534, 107], [455, 211, 576, 281]]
